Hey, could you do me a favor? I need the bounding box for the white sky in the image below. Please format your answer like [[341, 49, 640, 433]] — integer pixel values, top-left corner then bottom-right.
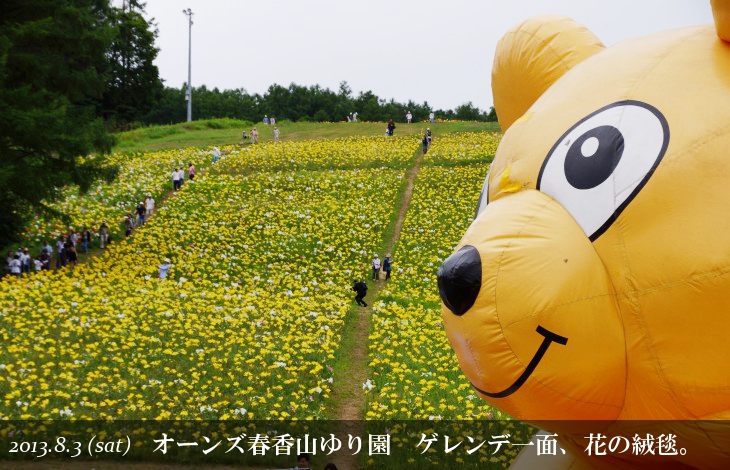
[[143, 0, 714, 112]]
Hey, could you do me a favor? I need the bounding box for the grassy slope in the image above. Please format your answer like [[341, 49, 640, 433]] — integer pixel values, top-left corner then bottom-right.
[[114, 119, 501, 153]]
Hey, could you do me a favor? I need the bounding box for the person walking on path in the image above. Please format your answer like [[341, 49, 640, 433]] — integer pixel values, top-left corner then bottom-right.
[[172, 168, 181, 191], [9, 254, 21, 278], [81, 228, 91, 254], [371, 253, 381, 280], [352, 280, 368, 307], [65, 239, 78, 267], [145, 195, 155, 217], [56, 236, 67, 269], [136, 202, 146, 226], [124, 214, 134, 237], [99, 221, 109, 248], [383, 254, 393, 280]]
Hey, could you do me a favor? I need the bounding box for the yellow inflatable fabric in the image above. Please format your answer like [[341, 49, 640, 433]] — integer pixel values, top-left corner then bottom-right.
[[492, 15, 605, 132], [439, 2, 730, 469]]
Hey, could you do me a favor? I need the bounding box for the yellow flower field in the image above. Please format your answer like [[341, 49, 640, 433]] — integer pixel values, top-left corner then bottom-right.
[[0, 132, 542, 468], [22, 149, 215, 244], [366, 164, 496, 420], [0, 137, 417, 420], [214, 136, 419, 175], [423, 131, 500, 166]]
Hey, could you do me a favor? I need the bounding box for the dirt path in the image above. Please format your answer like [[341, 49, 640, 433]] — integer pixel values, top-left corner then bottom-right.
[[330, 148, 425, 469]]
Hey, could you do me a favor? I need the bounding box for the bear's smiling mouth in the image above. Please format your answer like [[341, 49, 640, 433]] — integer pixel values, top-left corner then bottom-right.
[[471, 325, 568, 398]]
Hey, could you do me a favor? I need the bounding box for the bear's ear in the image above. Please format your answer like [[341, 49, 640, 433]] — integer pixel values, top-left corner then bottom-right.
[[492, 15, 605, 132], [712, 0, 730, 42]]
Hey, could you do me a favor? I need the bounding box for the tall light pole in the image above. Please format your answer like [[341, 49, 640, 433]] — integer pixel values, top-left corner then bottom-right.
[[182, 8, 193, 122]]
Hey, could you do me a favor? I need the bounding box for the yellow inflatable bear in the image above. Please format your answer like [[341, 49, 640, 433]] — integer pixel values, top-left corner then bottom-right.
[[438, 1, 730, 468]]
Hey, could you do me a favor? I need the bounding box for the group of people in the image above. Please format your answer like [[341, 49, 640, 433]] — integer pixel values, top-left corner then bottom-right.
[[407, 111, 436, 124], [6, 230, 87, 277], [172, 164, 196, 191], [351, 253, 394, 307], [263, 115, 277, 125], [242, 127, 280, 144], [346, 112, 358, 122], [4, 192, 159, 279], [242, 128, 260, 144], [124, 195, 155, 236]]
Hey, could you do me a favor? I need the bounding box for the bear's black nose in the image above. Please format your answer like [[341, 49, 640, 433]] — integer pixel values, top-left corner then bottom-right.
[[437, 245, 482, 316]]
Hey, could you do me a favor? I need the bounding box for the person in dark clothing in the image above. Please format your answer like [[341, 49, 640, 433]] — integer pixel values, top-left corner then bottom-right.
[[296, 453, 312, 470], [65, 240, 78, 267], [387, 119, 396, 136], [124, 215, 134, 236], [383, 254, 393, 280], [136, 202, 147, 225], [352, 280, 368, 307], [81, 228, 91, 253]]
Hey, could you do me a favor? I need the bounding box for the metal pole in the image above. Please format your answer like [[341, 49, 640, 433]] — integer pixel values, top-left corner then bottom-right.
[[183, 8, 193, 122]]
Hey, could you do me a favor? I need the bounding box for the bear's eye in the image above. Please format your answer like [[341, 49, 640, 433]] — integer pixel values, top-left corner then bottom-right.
[[537, 101, 669, 240], [474, 166, 491, 218]]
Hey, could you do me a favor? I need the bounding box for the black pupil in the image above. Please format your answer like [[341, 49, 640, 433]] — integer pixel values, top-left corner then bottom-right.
[[564, 125, 624, 190]]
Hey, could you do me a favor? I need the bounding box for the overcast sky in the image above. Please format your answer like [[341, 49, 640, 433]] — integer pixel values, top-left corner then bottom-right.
[[143, 0, 714, 112]]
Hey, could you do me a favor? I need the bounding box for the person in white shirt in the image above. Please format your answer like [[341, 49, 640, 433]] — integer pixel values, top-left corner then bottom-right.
[[20, 248, 31, 273], [406, 111, 413, 124], [273, 127, 280, 143], [177, 168, 185, 189], [372, 254, 381, 280], [213, 146, 221, 164], [172, 168, 180, 191], [9, 255, 21, 278], [145, 195, 155, 217], [429, 111, 435, 123], [34, 257, 43, 272]]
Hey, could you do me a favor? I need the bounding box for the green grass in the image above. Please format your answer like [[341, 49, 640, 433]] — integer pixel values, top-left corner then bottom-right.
[[114, 119, 500, 153]]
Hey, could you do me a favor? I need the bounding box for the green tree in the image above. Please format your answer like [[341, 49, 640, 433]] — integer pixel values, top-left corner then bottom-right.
[[486, 106, 498, 122], [102, 0, 163, 128], [454, 101, 486, 121], [0, 0, 116, 247]]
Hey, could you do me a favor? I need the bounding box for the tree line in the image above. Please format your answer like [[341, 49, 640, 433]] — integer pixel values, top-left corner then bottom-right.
[[145, 81, 497, 125]]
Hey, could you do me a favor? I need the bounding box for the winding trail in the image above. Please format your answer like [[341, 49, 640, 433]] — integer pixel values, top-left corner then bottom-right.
[[330, 147, 426, 469]]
